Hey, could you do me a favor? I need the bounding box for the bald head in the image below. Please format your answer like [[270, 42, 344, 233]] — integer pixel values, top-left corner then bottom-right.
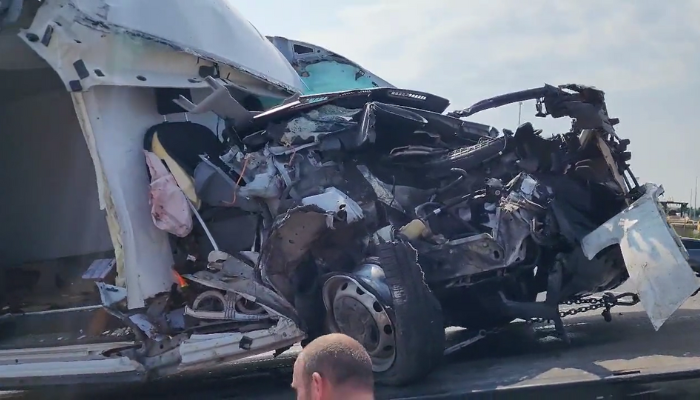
[[298, 333, 374, 392]]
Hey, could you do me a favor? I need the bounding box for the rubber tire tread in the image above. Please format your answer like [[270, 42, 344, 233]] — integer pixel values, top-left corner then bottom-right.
[[375, 241, 445, 386]]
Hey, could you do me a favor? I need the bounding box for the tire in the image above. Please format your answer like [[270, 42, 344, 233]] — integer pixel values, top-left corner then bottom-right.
[[374, 241, 445, 386]]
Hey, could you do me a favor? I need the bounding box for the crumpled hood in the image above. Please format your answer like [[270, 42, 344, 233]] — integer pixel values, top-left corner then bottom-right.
[[72, 0, 305, 94]]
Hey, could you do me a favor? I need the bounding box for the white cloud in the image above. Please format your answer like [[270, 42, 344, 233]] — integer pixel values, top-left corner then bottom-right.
[[296, 0, 700, 102]]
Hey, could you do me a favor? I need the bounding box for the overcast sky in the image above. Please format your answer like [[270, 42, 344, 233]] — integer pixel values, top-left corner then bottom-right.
[[236, 0, 700, 202]]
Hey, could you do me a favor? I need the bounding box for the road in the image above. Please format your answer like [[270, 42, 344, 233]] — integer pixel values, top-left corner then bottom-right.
[[5, 284, 700, 399]]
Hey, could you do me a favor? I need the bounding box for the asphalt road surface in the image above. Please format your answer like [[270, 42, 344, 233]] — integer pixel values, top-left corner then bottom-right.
[[5, 282, 700, 399]]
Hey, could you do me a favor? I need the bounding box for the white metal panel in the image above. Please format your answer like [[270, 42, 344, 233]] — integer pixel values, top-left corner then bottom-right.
[[0, 357, 145, 388], [179, 318, 304, 367], [0, 342, 136, 365], [15, 0, 300, 96], [71, 0, 304, 93], [581, 183, 699, 330], [73, 87, 177, 308]]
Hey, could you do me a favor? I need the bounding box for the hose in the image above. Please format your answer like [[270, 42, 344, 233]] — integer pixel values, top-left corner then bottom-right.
[[433, 168, 469, 196], [415, 202, 443, 219]]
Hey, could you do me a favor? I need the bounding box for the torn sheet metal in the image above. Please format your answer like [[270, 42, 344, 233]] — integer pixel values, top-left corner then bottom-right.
[[178, 317, 304, 367], [581, 183, 698, 330], [259, 204, 354, 302], [96, 282, 127, 307], [82, 258, 116, 281], [277, 104, 360, 144], [219, 256, 255, 280], [356, 165, 406, 213], [301, 187, 364, 225], [18, 0, 301, 96], [129, 313, 165, 341], [172, 76, 254, 130], [72, 0, 303, 92]]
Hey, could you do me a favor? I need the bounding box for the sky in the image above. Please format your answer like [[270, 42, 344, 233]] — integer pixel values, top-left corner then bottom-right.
[[235, 0, 700, 202]]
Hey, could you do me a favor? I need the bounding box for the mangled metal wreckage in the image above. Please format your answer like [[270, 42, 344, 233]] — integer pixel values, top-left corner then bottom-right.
[[2, 0, 700, 390], [156, 81, 700, 386]]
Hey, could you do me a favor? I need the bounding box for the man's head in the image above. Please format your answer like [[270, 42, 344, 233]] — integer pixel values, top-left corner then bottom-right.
[[292, 333, 374, 400]]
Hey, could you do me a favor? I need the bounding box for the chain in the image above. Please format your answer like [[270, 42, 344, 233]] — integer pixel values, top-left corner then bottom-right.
[[528, 292, 640, 324], [559, 297, 607, 317], [448, 292, 641, 353]]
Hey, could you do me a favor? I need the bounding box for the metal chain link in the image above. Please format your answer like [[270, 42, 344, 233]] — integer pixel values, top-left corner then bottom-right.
[[528, 292, 640, 324], [448, 292, 643, 351]]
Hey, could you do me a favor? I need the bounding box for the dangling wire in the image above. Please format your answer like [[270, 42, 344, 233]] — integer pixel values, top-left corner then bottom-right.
[[224, 154, 250, 206]]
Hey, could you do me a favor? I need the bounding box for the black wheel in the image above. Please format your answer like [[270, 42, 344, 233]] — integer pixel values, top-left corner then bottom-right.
[[322, 242, 445, 386]]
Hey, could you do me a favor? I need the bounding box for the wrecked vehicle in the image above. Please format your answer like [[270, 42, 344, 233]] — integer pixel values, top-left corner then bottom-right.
[[2, 0, 700, 391], [163, 79, 699, 385], [0, 0, 388, 390]]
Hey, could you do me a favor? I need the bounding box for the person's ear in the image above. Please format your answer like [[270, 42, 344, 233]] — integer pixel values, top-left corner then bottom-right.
[[311, 372, 324, 398]]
